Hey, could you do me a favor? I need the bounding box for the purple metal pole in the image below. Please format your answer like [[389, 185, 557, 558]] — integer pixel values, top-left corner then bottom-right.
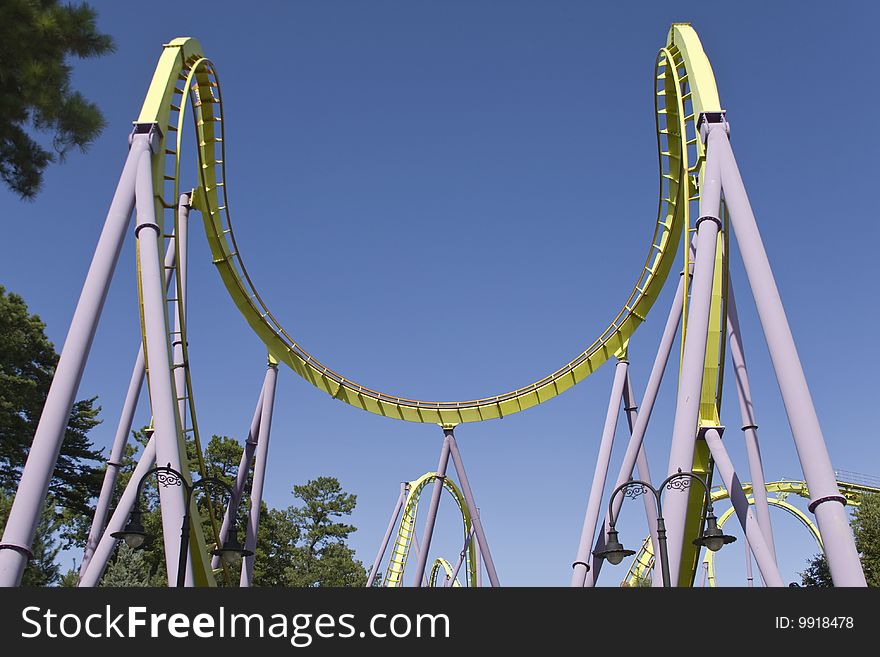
[[171, 194, 190, 430], [700, 561, 709, 587], [78, 434, 157, 587], [570, 359, 628, 587], [716, 130, 865, 586], [622, 374, 664, 588], [411, 433, 451, 587], [0, 132, 149, 586], [211, 386, 263, 570], [366, 483, 407, 587], [663, 124, 724, 586], [447, 431, 501, 587], [586, 275, 685, 586], [241, 361, 278, 586], [745, 535, 755, 587], [446, 527, 476, 587], [409, 522, 428, 587], [134, 143, 193, 587], [80, 238, 180, 576], [702, 427, 784, 586], [474, 534, 482, 588], [727, 284, 776, 562]]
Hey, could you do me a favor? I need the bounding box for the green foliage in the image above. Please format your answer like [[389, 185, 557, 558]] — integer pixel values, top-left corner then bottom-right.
[[0, 286, 105, 585], [100, 432, 365, 588], [0, 0, 114, 197], [852, 492, 880, 587], [101, 543, 160, 587], [0, 286, 104, 512], [800, 553, 832, 587], [0, 491, 62, 586], [800, 492, 880, 587]]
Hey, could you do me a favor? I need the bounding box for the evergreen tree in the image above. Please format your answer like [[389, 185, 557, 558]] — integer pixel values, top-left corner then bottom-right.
[[0, 0, 114, 197], [800, 492, 880, 587], [100, 544, 155, 587], [0, 286, 104, 510], [0, 491, 62, 586]]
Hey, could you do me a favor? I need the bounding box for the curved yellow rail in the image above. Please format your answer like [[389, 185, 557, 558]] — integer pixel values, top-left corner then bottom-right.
[[702, 498, 820, 587], [624, 479, 878, 586], [132, 25, 723, 428], [383, 472, 477, 587], [429, 558, 462, 588]]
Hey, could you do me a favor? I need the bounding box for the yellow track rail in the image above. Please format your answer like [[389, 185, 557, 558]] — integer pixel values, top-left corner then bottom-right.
[[429, 558, 462, 588], [132, 25, 725, 585], [133, 26, 726, 429], [624, 479, 879, 586], [383, 472, 477, 587]]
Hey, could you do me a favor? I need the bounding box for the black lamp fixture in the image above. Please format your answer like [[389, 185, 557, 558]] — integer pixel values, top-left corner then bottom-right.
[[692, 509, 737, 552], [111, 507, 147, 549], [593, 527, 636, 566], [112, 463, 253, 586], [212, 527, 252, 566]]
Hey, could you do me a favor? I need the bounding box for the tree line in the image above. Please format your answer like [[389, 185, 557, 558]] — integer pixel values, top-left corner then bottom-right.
[[1, 286, 368, 586]]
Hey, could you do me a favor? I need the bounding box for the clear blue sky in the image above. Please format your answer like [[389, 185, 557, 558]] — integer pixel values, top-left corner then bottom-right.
[[1, 1, 878, 586]]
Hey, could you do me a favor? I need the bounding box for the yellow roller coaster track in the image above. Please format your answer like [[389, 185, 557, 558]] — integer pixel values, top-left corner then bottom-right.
[[383, 472, 477, 588], [623, 478, 880, 587], [133, 24, 721, 430]]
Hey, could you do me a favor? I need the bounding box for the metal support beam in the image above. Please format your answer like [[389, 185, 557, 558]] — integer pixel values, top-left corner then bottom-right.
[[366, 483, 407, 587], [411, 432, 451, 587], [663, 123, 724, 585], [211, 386, 263, 571], [727, 284, 776, 561], [570, 359, 628, 586], [134, 141, 192, 586], [0, 132, 149, 586], [447, 527, 476, 587], [171, 194, 191, 430], [715, 127, 865, 586], [702, 427, 784, 586], [80, 238, 179, 576], [623, 374, 664, 588], [447, 430, 501, 587], [241, 361, 278, 586], [586, 274, 685, 586], [78, 434, 157, 586]]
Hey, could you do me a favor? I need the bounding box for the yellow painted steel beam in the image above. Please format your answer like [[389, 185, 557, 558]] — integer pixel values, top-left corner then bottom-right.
[[429, 558, 462, 588], [625, 478, 878, 586], [133, 25, 710, 428], [383, 472, 477, 588]]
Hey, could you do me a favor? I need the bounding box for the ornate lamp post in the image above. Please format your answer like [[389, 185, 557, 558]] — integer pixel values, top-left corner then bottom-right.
[[112, 463, 252, 587], [594, 469, 736, 587]]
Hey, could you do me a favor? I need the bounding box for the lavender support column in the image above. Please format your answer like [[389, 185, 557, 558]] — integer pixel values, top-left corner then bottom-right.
[[241, 361, 278, 586], [715, 128, 865, 586], [727, 285, 775, 560], [134, 140, 192, 586], [366, 483, 407, 587], [80, 237, 180, 576], [78, 435, 157, 587], [447, 527, 476, 587], [702, 428, 783, 587], [663, 123, 724, 586], [622, 374, 663, 588], [448, 431, 500, 586], [171, 194, 191, 429], [587, 275, 684, 585], [570, 359, 628, 587], [0, 130, 150, 586], [211, 386, 263, 570], [411, 433, 451, 587]]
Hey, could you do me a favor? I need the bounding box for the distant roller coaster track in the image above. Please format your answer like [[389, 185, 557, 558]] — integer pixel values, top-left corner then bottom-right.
[[623, 479, 880, 587], [135, 24, 718, 428]]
